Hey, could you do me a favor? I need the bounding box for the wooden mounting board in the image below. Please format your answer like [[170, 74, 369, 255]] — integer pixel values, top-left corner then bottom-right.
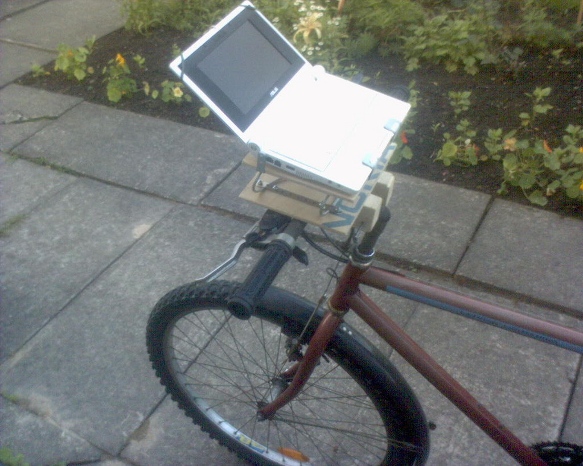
[[240, 153, 396, 235]]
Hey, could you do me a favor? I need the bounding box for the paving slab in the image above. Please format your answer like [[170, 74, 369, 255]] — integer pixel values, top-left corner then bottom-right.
[[12, 102, 248, 204], [376, 173, 491, 273], [0, 153, 76, 224], [0, 396, 103, 465], [457, 199, 583, 313], [0, 84, 82, 151], [0, 41, 55, 87], [0, 0, 124, 50], [122, 397, 247, 466], [0, 0, 47, 20], [0, 205, 253, 456], [562, 360, 583, 444], [0, 178, 174, 362], [202, 162, 269, 219]]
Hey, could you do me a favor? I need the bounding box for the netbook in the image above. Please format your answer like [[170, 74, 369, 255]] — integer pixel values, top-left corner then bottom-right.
[[170, 0, 410, 196]]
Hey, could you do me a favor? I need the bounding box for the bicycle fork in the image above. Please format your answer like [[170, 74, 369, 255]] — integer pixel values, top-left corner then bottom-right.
[[257, 310, 343, 420]]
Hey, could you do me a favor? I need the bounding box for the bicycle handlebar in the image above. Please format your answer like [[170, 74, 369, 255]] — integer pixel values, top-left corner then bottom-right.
[[227, 219, 306, 319]]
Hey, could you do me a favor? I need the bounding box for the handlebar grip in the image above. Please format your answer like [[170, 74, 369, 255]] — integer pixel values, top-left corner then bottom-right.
[[227, 240, 293, 320], [355, 206, 391, 259]]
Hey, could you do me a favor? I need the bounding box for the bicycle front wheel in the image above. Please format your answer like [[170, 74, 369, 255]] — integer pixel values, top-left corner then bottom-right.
[[147, 280, 429, 466]]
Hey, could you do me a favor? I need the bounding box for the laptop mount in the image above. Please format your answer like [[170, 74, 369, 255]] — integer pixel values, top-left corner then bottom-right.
[[240, 153, 396, 236]]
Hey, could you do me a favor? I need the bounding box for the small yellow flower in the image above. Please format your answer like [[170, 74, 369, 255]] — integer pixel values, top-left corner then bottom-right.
[[115, 53, 126, 66], [173, 86, 183, 98], [579, 180, 583, 191], [503, 138, 517, 152], [579, 147, 583, 154]]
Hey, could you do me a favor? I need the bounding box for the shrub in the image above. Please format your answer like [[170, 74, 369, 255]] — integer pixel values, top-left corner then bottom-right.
[[401, 7, 500, 75], [344, 0, 424, 50]]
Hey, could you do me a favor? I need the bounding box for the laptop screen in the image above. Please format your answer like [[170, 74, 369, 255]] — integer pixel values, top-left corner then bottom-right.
[[178, 6, 305, 131]]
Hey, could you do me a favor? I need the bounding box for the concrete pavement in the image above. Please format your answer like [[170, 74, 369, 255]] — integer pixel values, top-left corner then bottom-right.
[[1, 1, 582, 465]]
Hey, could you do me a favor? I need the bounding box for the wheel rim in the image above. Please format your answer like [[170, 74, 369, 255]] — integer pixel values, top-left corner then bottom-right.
[[163, 307, 398, 465]]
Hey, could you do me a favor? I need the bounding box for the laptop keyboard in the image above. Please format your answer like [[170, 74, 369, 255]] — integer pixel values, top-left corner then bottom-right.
[[262, 77, 374, 172]]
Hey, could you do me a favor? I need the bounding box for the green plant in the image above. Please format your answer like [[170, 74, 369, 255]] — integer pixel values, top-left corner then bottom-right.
[[121, 0, 235, 33], [435, 91, 485, 166], [485, 125, 583, 205], [102, 53, 139, 103], [519, 86, 554, 128], [517, 0, 578, 46], [389, 82, 419, 165], [154, 80, 192, 104], [344, 0, 424, 50], [0, 447, 29, 466], [484, 89, 582, 205], [498, 46, 526, 77], [448, 90, 472, 115], [31, 64, 50, 78], [401, 8, 502, 75], [54, 36, 95, 81], [289, 0, 353, 73], [121, 0, 168, 33]]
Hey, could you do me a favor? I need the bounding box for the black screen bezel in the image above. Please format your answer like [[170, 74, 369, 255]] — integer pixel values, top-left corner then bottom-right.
[[178, 6, 305, 131]]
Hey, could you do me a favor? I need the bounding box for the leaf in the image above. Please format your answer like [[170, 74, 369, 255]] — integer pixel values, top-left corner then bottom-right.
[[503, 154, 517, 170], [527, 190, 548, 206], [566, 185, 583, 199], [107, 87, 122, 103], [74, 68, 86, 81], [518, 173, 536, 189], [533, 104, 553, 114], [401, 145, 413, 160], [441, 140, 458, 159], [544, 152, 561, 170]]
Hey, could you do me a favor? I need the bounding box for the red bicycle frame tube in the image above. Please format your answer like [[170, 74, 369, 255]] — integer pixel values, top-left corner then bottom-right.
[[361, 266, 583, 354], [348, 287, 545, 465]]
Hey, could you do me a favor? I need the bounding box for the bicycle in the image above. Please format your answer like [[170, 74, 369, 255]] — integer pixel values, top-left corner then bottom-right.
[[146, 207, 583, 465]]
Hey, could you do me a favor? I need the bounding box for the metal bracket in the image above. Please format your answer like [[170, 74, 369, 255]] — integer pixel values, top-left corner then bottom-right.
[[252, 175, 340, 216]]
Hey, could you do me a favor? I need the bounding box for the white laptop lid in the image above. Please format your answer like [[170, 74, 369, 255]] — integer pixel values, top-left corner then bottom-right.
[[170, 1, 306, 140]]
